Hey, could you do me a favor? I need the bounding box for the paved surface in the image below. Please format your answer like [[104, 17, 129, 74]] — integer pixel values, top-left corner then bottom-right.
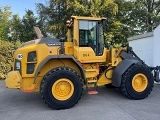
[[0, 80, 160, 120]]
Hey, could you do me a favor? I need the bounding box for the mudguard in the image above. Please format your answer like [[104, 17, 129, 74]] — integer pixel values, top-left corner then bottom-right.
[[112, 59, 140, 87], [33, 55, 86, 83]]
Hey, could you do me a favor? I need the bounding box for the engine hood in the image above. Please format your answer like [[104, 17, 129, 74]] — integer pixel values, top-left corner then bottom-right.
[[21, 37, 61, 47]]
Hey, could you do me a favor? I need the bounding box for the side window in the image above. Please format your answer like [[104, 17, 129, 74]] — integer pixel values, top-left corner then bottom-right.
[[79, 20, 97, 53]]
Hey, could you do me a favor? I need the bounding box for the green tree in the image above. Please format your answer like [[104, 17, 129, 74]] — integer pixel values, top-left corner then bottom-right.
[[67, 0, 119, 48], [132, 0, 160, 33], [0, 6, 12, 40], [36, 0, 118, 44], [10, 10, 45, 42], [67, 0, 118, 17], [105, 0, 136, 48], [10, 14, 23, 41], [35, 0, 160, 48], [21, 10, 38, 41], [105, 0, 160, 48], [36, 0, 69, 38]]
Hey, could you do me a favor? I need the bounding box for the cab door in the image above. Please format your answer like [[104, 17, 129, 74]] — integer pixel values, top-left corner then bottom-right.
[[74, 20, 106, 63]]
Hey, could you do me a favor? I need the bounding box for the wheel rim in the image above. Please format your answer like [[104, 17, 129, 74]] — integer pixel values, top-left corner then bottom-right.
[[52, 78, 74, 101], [132, 73, 148, 92]]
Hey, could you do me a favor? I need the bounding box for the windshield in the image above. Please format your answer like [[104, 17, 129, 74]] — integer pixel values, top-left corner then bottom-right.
[[79, 21, 96, 46]]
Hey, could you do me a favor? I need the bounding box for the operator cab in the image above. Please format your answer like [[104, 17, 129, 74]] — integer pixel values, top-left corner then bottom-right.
[[67, 16, 107, 63]]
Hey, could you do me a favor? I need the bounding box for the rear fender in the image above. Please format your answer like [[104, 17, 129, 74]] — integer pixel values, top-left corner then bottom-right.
[[34, 55, 86, 83]]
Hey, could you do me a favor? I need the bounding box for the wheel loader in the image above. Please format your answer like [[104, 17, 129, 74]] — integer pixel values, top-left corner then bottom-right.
[[5, 16, 160, 110]]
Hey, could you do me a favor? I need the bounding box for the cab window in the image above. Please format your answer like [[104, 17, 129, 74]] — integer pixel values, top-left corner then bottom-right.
[[79, 20, 104, 56]]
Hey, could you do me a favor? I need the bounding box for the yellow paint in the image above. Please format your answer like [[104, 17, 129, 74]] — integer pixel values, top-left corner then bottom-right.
[[13, 44, 61, 78], [52, 78, 74, 101], [39, 59, 81, 77], [111, 48, 123, 66], [33, 76, 43, 91], [73, 19, 79, 46], [13, 42, 75, 78], [5, 71, 21, 88], [71, 16, 106, 21], [67, 28, 71, 42], [23, 84, 36, 92], [97, 68, 112, 86], [132, 73, 148, 92], [105, 68, 113, 80], [5, 71, 37, 92], [85, 69, 98, 78], [64, 42, 73, 55], [82, 63, 99, 78], [21, 77, 37, 92], [74, 47, 107, 63]]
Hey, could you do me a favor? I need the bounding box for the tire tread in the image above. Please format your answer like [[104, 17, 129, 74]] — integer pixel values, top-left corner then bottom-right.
[[40, 67, 83, 109], [120, 63, 154, 100]]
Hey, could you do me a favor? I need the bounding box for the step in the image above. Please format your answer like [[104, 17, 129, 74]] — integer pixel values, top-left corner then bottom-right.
[[87, 80, 97, 83], [85, 69, 99, 78]]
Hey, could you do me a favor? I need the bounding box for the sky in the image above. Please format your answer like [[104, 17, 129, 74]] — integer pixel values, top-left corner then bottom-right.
[[0, 0, 46, 17]]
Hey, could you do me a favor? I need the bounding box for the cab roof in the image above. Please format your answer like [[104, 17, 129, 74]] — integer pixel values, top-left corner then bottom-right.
[[71, 16, 106, 21]]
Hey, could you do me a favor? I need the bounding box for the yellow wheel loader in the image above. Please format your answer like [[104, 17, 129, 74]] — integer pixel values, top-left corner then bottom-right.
[[5, 16, 159, 110]]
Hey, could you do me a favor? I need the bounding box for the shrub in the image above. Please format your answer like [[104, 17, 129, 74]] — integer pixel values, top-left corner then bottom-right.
[[0, 40, 21, 79]]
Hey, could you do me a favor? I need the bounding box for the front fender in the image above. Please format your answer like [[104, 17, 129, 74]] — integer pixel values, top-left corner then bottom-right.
[[112, 59, 140, 87]]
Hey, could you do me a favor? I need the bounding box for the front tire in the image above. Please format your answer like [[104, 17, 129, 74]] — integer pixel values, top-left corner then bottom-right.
[[40, 67, 83, 109], [120, 63, 154, 99]]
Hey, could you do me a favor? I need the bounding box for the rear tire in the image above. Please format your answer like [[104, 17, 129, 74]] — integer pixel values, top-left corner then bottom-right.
[[105, 84, 115, 88], [120, 63, 154, 99], [40, 67, 83, 109]]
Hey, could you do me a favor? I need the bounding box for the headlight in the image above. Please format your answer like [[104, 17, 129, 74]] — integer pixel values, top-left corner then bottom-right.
[[16, 61, 21, 69], [14, 59, 21, 74]]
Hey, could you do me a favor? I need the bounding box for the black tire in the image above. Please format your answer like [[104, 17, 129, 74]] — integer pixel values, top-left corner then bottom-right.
[[120, 63, 154, 100], [105, 84, 115, 88], [40, 67, 83, 109]]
